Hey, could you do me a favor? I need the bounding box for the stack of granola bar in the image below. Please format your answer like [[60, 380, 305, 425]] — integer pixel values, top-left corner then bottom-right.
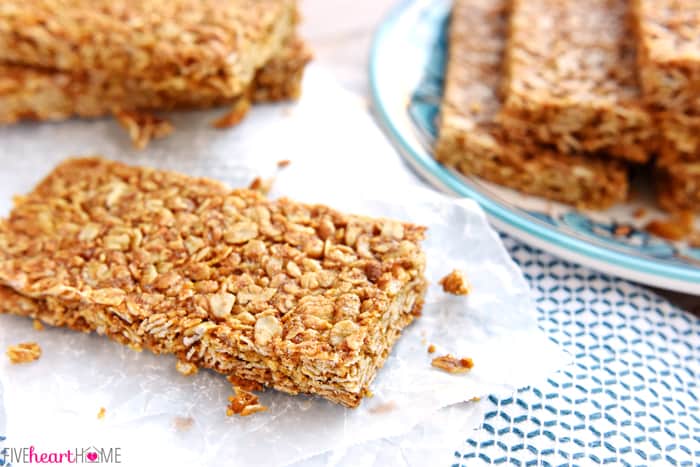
[[0, 157, 428, 408], [0, 0, 311, 128], [437, 0, 700, 212]]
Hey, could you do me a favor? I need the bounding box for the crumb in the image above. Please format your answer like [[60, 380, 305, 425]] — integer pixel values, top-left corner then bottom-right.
[[633, 207, 647, 219], [114, 110, 173, 150], [226, 375, 263, 392], [248, 177, 274, 195], [97, 407, 106, 420], [173, 416, 194, 432], [431, 355, 474, 374], [645, 211, 694, 241], [470, 396, 481, 402], [613, 225, 632, 236], [679, 211, 695, 231], [6, 342, 41, 364], [32, 319, 44, 331], [439, 269, 471, 295], [276, 159, 291, 168], [369, 401, 397, 414], [175, 360, 198, 376], [469, 102, 481, 114], [427, 344, 436, 354], [226, 386, 267, 417], [212, 97, 251, 129], [689, 231, 700, 248]]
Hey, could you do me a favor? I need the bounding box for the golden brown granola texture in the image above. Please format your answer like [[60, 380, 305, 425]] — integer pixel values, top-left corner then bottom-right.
[[633, 0, 700, 116], [500, 0, 655, 163], [439, 269, 471, 296], [435, 0, 629, 210], [431, 355, 474, 374], [633, 0, 700, 164], [6, 341, 41, 364], [0, 157, 428, 408], [656, 160, 700, 213], [645, 211, 694, 241], [227, 386, 267, 417], [0, 0, 297, 98], [0, 37, 312, 124], [115, 110, 174, 150], [211, 97, 252, 129]]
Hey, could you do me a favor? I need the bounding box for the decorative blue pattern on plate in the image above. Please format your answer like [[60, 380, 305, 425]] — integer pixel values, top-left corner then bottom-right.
[[452, 236, 700, 466], [369, 0, 700, 293]]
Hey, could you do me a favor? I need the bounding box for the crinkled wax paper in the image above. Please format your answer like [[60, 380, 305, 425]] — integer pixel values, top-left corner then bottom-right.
[[0, 66, 567, 466]]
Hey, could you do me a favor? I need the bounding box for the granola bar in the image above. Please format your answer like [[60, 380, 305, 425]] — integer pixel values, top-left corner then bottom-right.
[[0, 37, 311, 124], [0, 0, 297, 99], [435, 0, 628, 210], [0, 157, 427, 408], [656, 158, 700, 213], [633, 0, 700, 160], [655, 142, 700, 212], [499, 0, 655, 163]]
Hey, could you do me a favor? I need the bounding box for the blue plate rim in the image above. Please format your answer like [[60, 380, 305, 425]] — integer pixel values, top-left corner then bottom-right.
[[368, 0, 700, 286]]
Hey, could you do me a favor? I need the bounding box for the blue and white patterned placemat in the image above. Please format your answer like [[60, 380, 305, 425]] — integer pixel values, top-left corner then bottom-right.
[[453, 236, 699, 466]]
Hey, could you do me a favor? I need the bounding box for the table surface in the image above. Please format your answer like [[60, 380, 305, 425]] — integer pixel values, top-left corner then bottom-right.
[[299, 0, 699, 313]]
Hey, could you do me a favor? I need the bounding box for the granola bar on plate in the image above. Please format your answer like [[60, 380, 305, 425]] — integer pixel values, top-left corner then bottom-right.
[[499, 0, 655, 163], [634, 0, 700, 154], [435, 0, 628, 209]]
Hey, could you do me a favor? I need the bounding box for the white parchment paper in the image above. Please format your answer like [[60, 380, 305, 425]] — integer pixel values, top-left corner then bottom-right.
[[0, 67, 567, 466]]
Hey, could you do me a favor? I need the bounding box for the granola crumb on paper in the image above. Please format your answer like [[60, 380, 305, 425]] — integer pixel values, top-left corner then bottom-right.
[[175, 360, 198, 376], [369, 401, 397, 414], [6, 342, 42, 364], [439, 269, 471, 295], [32, 319, 44, 331], [173, 416, 194, 432], [431, 355, 474, 374], [97, 407, 106, 420], [211, 97, 251, 129], [114, 110, 173, 150], [427, 344, 436, 354], [248, 176, 274, 195], [226, 386, 267, 417], [277, 159, 291, 168]]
